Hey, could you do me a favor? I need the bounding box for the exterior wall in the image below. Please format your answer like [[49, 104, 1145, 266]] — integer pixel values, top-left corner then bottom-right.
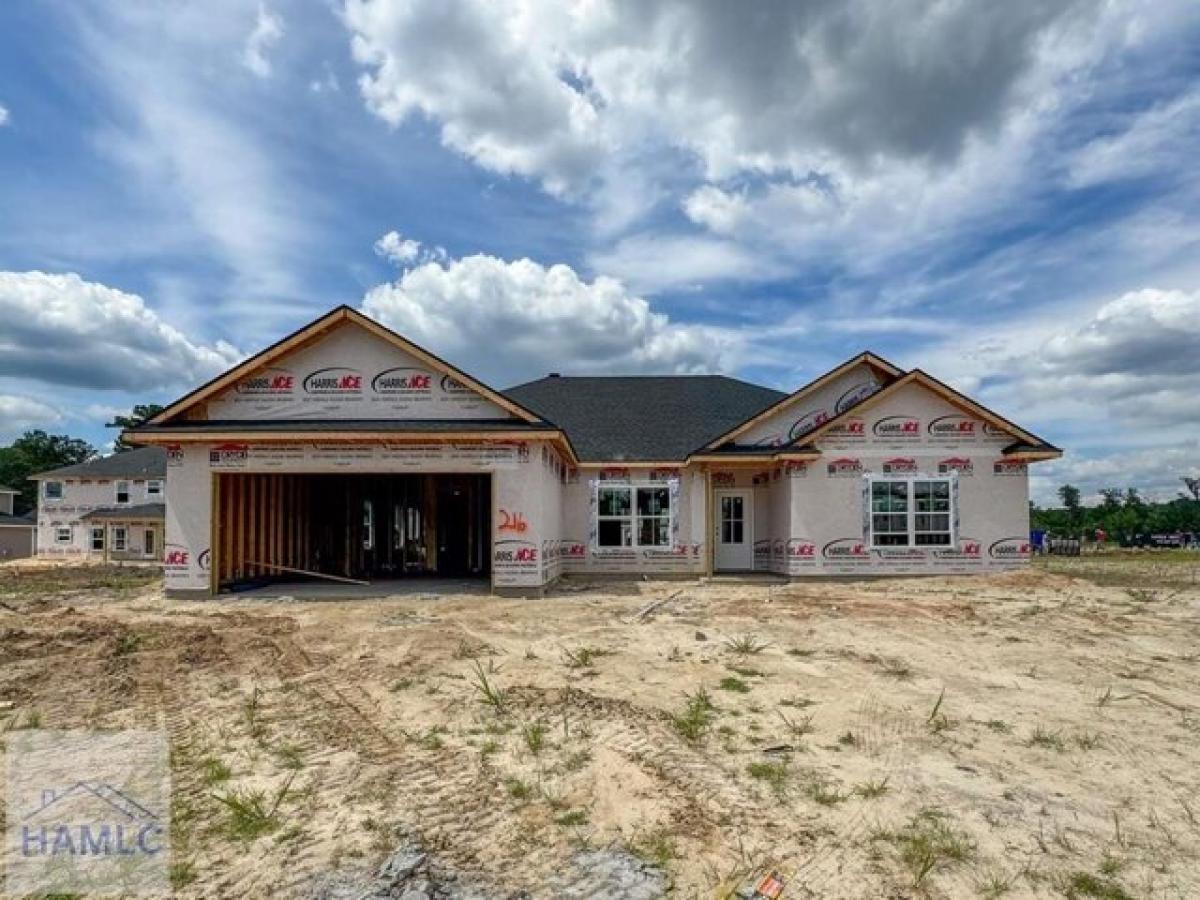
[[163, 439, 557, 593], [205, 323, 513, 421], [36, 477, 163, 559], [0, 492, 15, 516], [557, 466, 706, 577], [738, 362, 885, 447], [0, 526, 35, 560], [770, 382, 1029, 575]]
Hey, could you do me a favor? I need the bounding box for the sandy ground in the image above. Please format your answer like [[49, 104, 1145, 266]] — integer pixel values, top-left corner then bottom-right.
[[1, 554, 1199, 899]]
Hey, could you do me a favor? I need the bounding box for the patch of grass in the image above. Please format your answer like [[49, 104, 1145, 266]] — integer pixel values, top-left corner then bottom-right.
[[454, 638, 495, 659], [212, 773, 295, 842], [470, 659, 508, 714], [837, 730, 858, 748], [777, 709, 815, 741], [787, 647, 816, 658], [561, 749, 592, 773], [200, 756, 232, 786], [806, 778, 847, 806], [480, 739, 500, 757], [976, 871, 1013, 898], [984, 719, 1013, 734], [522, 721, 548, 757], [1027, 725, 1066, 752], [389, 677, 414, 692], [17, 709, 42, 730], [416, 726, 446, 751], [1073, 730, 1103, 751], [274, 742, 305, 770], [718, 676, 751, 693], [169, 859, 198, 888], [113, 631, 143, 656], [1060, 871, 1134, 900], [243, 686, 265, 740], [883, 809, 976, 887], [746, 759, 790, 794], [504, 777, 533, 801], [555, 809, 588, 828], [927, 688, 952, 733], [561, 646, 612, 670], [630, 828, 676, 869], [780, 696, 817, 709], [724, 634, 770, 656], [672, 688, 716, 743], [854, 777, 890, 799]]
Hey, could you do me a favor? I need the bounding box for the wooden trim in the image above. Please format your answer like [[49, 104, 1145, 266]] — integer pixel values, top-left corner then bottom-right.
[[209, 472, 219, 595], [702, 352, 904, 450], [146, 306, 547, 427], [1003, 449, 1063, 462], [703, 466, 714, 578]]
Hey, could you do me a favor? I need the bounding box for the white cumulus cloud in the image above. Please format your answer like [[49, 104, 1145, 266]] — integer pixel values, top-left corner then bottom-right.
[[0, 103, 9, 127], [373, 230, 422, 265], [0, 271, 242, 392], [361, 252, 740, 385], [244, 4, 284, 78], [0, 395, 62, 442]]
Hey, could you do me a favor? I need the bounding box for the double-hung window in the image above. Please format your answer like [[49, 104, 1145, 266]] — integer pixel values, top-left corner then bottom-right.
[[146, 479, 163, 497], [91, 527, 105, 551], [44, 481, 63, 500], [115, 481, 131, 505], [596, 484, 672, 548], [113, 527, 128, 552], [869, 478, 953, 547], [55, 526, 72, 544]]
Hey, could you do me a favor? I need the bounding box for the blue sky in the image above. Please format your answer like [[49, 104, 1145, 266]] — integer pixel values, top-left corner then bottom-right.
[[1, 0, 1198, 503]]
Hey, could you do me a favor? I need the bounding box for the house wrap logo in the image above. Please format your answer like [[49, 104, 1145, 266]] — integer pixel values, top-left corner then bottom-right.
[[163, 543, 189, 569], [825, 417, 866, 440], [873, 415, 921, 439], [786, 538, 817, 559], [303, 367, 363, 395], [372, 367, 433, 395], [938, 456, 974, 476], [235, 367, 294, 395], [440, 374, 472, 396], [927, 414, 977, 439], [826, 457, 863, 477], [992, 459, 1028, 476], [822, 538, 870, 560], [787, 409, 830, 441], [494, 539, 538, 566], [835, 379, 878, 413], [882, 457, 918, 474], [934, 538, 982, 560], [197, 548, 211, 572], [988, 536, 1031, 558], [209, 443, 248, 466]]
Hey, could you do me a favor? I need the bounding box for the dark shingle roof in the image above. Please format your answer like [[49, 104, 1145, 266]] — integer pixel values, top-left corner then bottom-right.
[[33, 446, 167, 480], [0, 484, 18, 493], [0, 513, 35, 527], [503, 376, 786, 462], [80, 503, 166, 521]]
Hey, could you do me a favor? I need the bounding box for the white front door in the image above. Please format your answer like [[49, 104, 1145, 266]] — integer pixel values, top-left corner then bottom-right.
[[714, 489, 753, 571]]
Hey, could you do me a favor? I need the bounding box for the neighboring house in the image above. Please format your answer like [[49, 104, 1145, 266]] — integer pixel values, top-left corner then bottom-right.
[[0, 485, 36, 560], [125, 306, 1060, 596], [31, 447, 167, 562]]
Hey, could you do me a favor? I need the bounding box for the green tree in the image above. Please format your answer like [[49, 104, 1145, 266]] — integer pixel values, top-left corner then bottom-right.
[[0, 430, 96, 514], [106, 404, 165, 451], [1057, 484, 1082, 531]]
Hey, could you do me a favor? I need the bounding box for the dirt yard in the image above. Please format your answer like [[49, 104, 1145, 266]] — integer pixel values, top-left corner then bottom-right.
[[2, 554, 1198, 899]]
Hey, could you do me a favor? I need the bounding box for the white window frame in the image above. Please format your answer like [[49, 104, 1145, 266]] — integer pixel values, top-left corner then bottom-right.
[[44, 481, 64, 500], [113, 526, 128, 552], [867, 475, 956, 548], [91, 527, 105, 551], [145, 479, 163, 497], [55, 526, 72, 544], [595, 483, 674, 550], [115, 480, 131, 505]]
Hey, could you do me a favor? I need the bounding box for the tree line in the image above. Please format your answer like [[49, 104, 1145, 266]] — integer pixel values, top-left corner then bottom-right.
[[1031, 478, 1200, 542]]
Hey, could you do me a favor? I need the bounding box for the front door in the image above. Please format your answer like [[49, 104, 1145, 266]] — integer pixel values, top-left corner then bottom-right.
[[714, 489, 753, 571]]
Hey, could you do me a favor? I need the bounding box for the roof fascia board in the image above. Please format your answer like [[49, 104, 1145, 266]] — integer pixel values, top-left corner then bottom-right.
[[701, 352, 904, 450]]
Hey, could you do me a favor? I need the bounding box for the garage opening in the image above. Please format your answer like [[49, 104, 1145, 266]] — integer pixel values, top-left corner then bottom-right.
[[214, 473, 491, 590]]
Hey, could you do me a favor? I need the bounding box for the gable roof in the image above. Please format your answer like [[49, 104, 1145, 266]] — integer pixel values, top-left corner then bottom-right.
[[504, 375, 786, 462], [146, 305, 547, 426], [31, 446, 167, 480], [794, 369, 1061, 454], [703, 352, 904, 450]]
